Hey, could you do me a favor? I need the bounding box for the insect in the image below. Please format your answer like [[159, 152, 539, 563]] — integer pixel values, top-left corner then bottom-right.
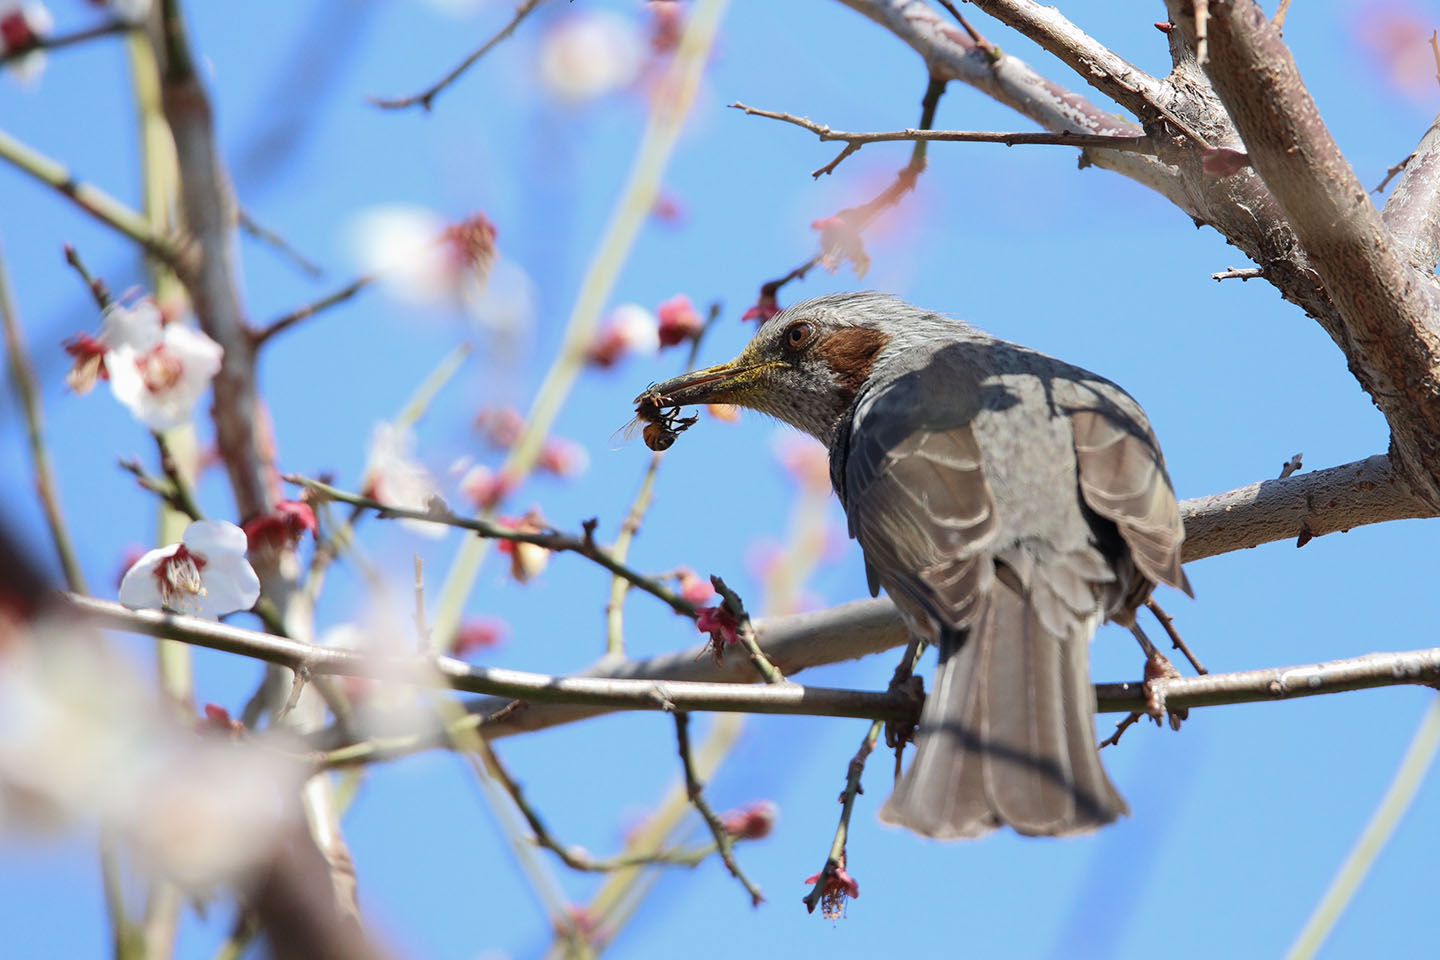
[[613, 389, 699, 451]]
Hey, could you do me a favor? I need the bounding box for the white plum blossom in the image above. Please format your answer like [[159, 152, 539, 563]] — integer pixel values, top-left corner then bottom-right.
[[346, 205, 502, 322], [587, 303, 660, 367], [0, 2, 54, 85], [118, 520, 261, 619], [538, 10, 643, 102], [100, 300, 224, 432], [364, 421, 449, 538]]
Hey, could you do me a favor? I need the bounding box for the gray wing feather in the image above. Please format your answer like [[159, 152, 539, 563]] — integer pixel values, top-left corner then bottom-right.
[[1069, 407, 1192, 596], [843, 419, 1000, 629]]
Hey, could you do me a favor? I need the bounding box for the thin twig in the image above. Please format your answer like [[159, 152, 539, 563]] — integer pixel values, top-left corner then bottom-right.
[[934, 0, 999, 60], [675, 713, 764, 906], [427, 0, 727, 652], [0, 128, 183, 267], [0, 242, 88, 593], [1144, 598, 1207, 675], [369, 0, 546, 111], [710, 577, 784, 683], [1273, 0, 1294, 30], [1211, 265, 1265, 281], [254, 275, 372, 344], [477, 735, 723, 872], [1372, 153, 1415, 194], [0, 18, 134, 67], [154, 431, 206, 522], [730, 101, 1156, 173], [287, 474, 698, 618], [1279, 453, 1304, 479], [273, 667, 310, 725], [804, 719, 880, 916], [237, 207, 324, 278], [1098, 712, 1143, 749], [119, 457, 202, 520], [63, 243, 115, 311]]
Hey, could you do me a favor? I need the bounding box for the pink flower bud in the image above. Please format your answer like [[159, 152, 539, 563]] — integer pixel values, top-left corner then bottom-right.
[[656, 294, 703, 347]]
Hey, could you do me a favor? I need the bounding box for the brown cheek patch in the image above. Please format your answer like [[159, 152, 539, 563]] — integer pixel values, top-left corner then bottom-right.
[[817, 327, 890, 399]]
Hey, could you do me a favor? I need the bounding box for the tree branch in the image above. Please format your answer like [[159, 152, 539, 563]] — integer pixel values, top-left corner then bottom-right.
[[369, 0, 545, 111], [67, 595, 1440, 746], [834, 1, 1189, 212], [1179, 454, 1433, 560], [155, 0, 273, 522], [729, 101, 1156, 159], [1196, 0, 1440, 503], [0, 128, 182, 267], [1381, 111, 1440, 272]]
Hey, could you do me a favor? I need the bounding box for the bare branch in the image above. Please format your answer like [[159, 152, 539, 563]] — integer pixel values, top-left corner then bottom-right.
[[370, 0, 545, 111], [285, 474, 697, 618], [964, 0, 1217, 149], [729, 101, 1156, 163], [156, 0, 273, 521], [1372, 152, 1414, 196], [66, 595, 915, 723], [1180, 454, 1433, 561], [69, 595, 1440, 759], [237, 207, 324, 278], [674, 713, 764, 906], [0, 19, 134, 66], [1381, 113, 1440, 271], [0, 128, 183, 268], [1199, 1, 1440, 503], [1211, 265, 1264, 281], [255, 275, 373, 345], [0, 244, 87, 593]]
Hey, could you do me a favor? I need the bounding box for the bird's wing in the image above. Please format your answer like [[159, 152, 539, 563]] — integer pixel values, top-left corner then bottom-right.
[[1066, 390, 1191, 596], [841, 413, 1001, 628]]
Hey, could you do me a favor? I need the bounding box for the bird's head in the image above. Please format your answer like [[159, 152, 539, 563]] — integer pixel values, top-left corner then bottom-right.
[[637, 292, 927, 446]]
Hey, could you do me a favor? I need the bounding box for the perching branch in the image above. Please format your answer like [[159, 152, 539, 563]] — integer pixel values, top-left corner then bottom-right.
[[68, 592, 1440, 743]]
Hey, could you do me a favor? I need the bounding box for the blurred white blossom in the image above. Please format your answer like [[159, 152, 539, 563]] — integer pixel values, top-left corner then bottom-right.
[[98, 300, 223, 432], [0, 3, 53, 85], [363, 421, 448, 538], [537, 10, 643, 102], [0, 627, 302, 890]]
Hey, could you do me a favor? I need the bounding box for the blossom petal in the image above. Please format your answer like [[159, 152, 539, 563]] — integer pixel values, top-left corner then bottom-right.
[[194, 553, 260, 618], [182, 520, 249, 558], [117, 544, 180, 609]]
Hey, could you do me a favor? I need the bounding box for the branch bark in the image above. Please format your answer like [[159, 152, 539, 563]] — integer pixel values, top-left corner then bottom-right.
[[1197, 0, 1440, 504], [154, 1, 273, 521], [1381, 110, 1440, 272]]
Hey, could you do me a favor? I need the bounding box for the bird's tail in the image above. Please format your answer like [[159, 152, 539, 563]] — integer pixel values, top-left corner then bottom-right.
[[879, 581, 1127, 839]]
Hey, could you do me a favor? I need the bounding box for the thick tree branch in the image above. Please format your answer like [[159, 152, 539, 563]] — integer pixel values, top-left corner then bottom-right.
[[1179, 454, 1434, 560], [1381, 111, 1440, 272], [1197, 1, 1440, 503]]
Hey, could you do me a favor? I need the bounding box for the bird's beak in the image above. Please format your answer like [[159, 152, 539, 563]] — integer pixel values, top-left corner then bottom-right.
[[636, 355, 778, 409]]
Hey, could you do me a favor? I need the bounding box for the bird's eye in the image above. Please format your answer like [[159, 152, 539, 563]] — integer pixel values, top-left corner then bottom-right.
[[783, 321, 814, 351]]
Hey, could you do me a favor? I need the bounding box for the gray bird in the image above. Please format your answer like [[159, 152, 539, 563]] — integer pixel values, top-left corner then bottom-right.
[[639, 291, 1191, 838]]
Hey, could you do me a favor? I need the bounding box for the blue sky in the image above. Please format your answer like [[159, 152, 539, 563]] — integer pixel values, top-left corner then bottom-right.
[[2, 0, 1439, 958]]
